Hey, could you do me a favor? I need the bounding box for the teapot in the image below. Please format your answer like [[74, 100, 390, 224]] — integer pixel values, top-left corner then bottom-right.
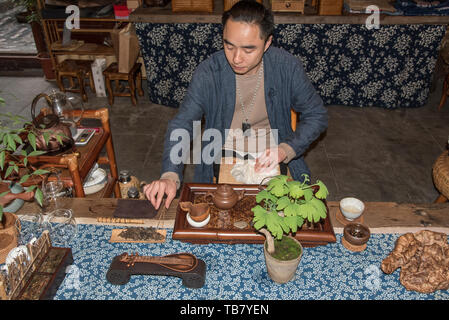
[[205, 184, 245, 210], [30, 92, 76, 152]]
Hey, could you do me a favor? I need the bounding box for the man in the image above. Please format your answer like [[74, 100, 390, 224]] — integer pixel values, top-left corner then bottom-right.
[[144, 0, 327, 210]]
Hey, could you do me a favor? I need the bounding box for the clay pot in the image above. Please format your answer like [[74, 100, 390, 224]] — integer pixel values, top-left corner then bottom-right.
[[205, 184, 245, 210], [179, 202, 210, 222], [0, 212, 20, 264], [263, 236, 303, 284], [343, 223, 370, 246]]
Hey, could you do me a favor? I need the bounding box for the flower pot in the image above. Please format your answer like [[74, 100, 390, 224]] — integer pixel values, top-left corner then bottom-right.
[[263, 236, 303, 283], [0, 212, 20, 264], [0, 182, 34, 214]]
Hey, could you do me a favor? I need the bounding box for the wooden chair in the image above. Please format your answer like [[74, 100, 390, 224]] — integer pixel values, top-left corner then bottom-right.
[[103, 62, 144, 106], [55, 59, 96, 102]]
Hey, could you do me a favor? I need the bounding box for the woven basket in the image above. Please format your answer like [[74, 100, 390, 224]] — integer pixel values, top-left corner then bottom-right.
[[432, 151, 449, 198], [224, 0, 262, 11], [172, 0, 214, 12], [318, 0, 343, 15]]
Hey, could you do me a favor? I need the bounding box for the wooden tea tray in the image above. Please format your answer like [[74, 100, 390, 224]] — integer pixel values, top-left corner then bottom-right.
[[172, 183, 336, 247]]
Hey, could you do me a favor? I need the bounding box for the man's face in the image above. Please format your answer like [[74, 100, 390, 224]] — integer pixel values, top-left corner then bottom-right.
[[223, 19, 272, 76]]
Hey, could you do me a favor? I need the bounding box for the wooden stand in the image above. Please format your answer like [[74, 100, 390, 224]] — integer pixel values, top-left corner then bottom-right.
[[172, 183, 336, 247], [106, 252, 206, 288], [341, 237, 367, 252], [0, 231, 73, 300]]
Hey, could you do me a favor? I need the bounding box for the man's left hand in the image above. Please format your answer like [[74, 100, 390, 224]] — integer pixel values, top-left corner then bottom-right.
[[254, 147, 287, 173]]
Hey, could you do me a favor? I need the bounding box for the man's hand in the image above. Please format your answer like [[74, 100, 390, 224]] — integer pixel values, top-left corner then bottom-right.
[[143, 179, 177, 210], [254, 147, 287, 173]]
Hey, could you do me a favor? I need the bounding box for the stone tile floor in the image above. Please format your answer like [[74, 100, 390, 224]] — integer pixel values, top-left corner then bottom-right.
[[0, 72, 448, 204], [0, 0, 36, 54]]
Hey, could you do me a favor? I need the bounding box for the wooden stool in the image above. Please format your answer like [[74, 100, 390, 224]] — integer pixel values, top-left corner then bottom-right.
[[55, 59, 96, 102], [432, 151, 449, 203], [103, 62, 144, 106]]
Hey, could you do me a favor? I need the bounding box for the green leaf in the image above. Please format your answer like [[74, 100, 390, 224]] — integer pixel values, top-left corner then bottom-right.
[[255, 189, 277, 205], [43, 132, 50, 146], [28, 150, 46, 157], [276, 196, 290, 211], [31, 169, 50, 176], [7, 134, 16, 151], [284, 202, 300, 217], [314, 180, 329, 199], [0, 191, 10, 197], [0, 151, 5, 170], [266, 175, 289, 196], [28, 132, 37, 151], [284, 215, 298, 233], [252, 205, 268, 230], [266, 212, 283, 240], [310, 197, 327, 221], [4, 166, 14, 179], [35, 188, 43, 207], [297, 202, 315, 220], [19, 174, 30, 184], [303, 188, 314, 202], [287, 180, 304, 199], [12, 134, 22, 145], [25, 185, 37, 192]]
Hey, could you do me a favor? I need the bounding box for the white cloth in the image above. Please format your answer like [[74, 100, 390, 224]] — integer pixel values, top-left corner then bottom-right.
[[230, 159, 279, 185]]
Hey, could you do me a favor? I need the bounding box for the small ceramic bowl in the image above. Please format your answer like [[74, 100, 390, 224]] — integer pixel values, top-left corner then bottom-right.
[[343, 223, 370, 246], [340, 197, 365, 221], [186, 213, 210, 228]]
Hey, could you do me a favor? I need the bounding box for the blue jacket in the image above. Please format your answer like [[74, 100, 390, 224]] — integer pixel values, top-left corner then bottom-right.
[[161, 46, 328, 183]]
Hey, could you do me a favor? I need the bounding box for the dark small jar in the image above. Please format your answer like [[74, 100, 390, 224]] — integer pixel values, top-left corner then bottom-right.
[[127, 186, 140, 199], [119, 170, 131, 184]]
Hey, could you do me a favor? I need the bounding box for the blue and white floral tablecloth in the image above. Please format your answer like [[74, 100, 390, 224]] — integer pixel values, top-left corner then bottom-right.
[[52, 224, 448, 300], [135, 23, 446, 109]]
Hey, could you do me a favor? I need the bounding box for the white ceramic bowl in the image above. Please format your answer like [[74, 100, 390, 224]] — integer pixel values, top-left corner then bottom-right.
[[340, 197, 365, 221], [186, 213, 210, 228]]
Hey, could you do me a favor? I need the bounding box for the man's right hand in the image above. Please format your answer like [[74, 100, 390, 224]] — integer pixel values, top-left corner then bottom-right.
[[143, 179, 177, 210]]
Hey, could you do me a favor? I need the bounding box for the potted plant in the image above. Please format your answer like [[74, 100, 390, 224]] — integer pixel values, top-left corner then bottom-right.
[[252, 174, 329, 283], [0, 94, 51, 262]]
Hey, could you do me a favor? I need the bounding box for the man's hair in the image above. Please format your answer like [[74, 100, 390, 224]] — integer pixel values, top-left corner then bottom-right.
[[222, 0, 274, 41]]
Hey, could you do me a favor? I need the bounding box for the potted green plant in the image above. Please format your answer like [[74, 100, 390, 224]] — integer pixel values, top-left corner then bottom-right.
[[0, 94, 52, 262], [252, 174, 329, 283]]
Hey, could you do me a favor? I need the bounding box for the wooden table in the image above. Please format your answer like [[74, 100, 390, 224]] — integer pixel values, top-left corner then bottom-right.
[[17, 198, 449, 234]]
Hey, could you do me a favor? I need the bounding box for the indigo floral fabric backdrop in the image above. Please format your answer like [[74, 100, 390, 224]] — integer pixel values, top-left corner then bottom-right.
[[135, 23, 446, 109]]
